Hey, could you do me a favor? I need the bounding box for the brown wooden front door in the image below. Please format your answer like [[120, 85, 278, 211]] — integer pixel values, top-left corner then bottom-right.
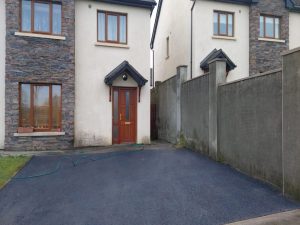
[[112, 87, 137, 144]]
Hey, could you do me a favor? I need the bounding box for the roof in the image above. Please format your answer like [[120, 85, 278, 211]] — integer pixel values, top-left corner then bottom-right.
[[200, 49, 237, 72], [150, 0, 300, 49], [104, 61, 148, 87], [286, 0, 300, 12], [98, 0, 157, 10]]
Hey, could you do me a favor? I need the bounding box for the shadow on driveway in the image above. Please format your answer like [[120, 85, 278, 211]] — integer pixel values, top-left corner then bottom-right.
[[0, 148, 299, 225]]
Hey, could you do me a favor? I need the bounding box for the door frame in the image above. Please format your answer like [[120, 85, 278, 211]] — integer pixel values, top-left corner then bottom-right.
[[112, 86, 138, 144]]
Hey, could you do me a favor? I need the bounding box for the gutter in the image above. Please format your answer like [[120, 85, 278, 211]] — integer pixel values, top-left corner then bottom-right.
[[190, 0, 196, 79]]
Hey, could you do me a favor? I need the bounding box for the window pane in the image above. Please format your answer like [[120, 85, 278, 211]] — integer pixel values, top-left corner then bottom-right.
[[34, 86, 49, 129], [120, 15, 127, 43], [52, 4, 61, 35], [125, 91, 130, 121], [219, 14, 227, 35], [113, 90, 118, 124], [22, 0, 31, 32], [228, 14, 233, 36], [20, 84, 31, 127], [265, 17, 274, 38], [34, 2, 50, 32], [213, 12, 218, 35], [98, 12, 106, 41], [259, 16, 264, 37], [275, 18, 280, 39], [107, 15, 118, 41], [52, 85, 61, 130]]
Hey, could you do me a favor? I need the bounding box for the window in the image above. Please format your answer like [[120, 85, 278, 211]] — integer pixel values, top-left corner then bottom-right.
[[166, 36, 169, 58], [20, 0, 62, 35], [97, 11, 127, 44], [213, 11, 234, 37], [19, 83, 62, 132], [260, 15, 280, 39]]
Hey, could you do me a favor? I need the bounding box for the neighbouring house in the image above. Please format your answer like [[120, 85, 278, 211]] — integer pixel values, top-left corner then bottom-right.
[[0, 0, 156, 151], [151, 0, 300, 83]]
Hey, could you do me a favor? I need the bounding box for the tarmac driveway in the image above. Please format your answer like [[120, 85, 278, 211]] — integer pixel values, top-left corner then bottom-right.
[[0, 148, 299, 225]]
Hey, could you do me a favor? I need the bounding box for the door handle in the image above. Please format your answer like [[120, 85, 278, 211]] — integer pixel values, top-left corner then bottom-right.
[[119, 113, 122, 121]]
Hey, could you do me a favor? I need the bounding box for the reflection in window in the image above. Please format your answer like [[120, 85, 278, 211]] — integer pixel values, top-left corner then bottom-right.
[[21, 0, 31, 32], [19, 83, 62, 131], [34, 2, 50, 32], [107, 15, 118, 41]]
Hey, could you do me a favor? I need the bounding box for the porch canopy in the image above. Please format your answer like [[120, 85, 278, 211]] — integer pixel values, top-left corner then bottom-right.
[[200, 49, 237, 73], [104, 60, 148, 102]]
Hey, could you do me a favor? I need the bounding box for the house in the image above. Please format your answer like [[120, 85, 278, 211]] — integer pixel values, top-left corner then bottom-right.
[[151, 0, 300, 83], [0, 0, 156, 151]]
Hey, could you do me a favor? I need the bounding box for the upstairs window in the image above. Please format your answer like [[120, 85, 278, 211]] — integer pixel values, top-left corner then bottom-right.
[[213, 11, 234, 37], [260, 15, 280, 39], [21, 0, 62, 35], [19, 83, 62, 132], [97, 11, 127, 44]]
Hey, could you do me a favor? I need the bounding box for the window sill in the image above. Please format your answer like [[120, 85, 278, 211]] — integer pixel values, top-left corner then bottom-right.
[[14, 132, 66, 137], [258, 37, 285, 43], [14, 32, 66, 40], [212, 35, 236, 41], [95, 42, 129, 49]]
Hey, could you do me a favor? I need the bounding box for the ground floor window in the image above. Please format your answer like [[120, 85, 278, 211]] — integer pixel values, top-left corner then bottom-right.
[[19, 83, 62, 132]]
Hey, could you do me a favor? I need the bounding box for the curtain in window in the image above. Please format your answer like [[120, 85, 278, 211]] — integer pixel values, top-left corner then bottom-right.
[[52, 4, 62, 34], [20, 84, 31, 127], [213, 12, 218, 35], [98, 12, 106, 41], [265, 17, 274, 37], [52, 85, 61, 129], [107, 15, 118, 41], [34, 86, 50, 129], [22, 0, 31, 31], [120, 16, 127, 43], [34, 2, 50, 32], [219, 14, 227, 35]]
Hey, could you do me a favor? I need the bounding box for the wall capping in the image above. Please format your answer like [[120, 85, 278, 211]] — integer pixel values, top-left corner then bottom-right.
[[14, 32, 66, 40], [281, 47, 300, 56], [219, 69, 282, 87], [14, 132, 66, 137]]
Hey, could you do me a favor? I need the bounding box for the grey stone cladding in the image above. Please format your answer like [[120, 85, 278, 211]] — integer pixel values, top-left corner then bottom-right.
[[5, 0, 75, 151], [249, 0, 289, 76]]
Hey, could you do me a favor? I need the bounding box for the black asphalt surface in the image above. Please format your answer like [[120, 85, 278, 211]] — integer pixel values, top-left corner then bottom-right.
[[0, 148, 299, 225]]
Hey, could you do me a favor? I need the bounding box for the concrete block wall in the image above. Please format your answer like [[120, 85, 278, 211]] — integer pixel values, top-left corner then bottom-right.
[[152, 47, 300, 200], [218, 70, 283, 188], [282, 47, 300, 200], [181, 74, 209, 154]]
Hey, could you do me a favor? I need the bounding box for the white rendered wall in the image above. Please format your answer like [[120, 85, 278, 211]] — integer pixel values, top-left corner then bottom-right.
[[193, 0, 249, 82], [0, 0, 5, 149], [75, 0, 151, 146], [153, 0, 192, 82], [289, 12, 300, 49]]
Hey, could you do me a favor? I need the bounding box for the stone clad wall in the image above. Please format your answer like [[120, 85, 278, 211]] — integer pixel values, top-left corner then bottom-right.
[[249, 0, 289, 75], [5, 0, 75, 150]]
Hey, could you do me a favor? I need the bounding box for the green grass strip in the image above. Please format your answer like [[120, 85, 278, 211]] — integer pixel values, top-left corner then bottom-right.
[[0, 156, 31, 189]]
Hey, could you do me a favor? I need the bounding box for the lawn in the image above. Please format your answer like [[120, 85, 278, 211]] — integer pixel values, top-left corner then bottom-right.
[[0, 156, 30, 189]]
